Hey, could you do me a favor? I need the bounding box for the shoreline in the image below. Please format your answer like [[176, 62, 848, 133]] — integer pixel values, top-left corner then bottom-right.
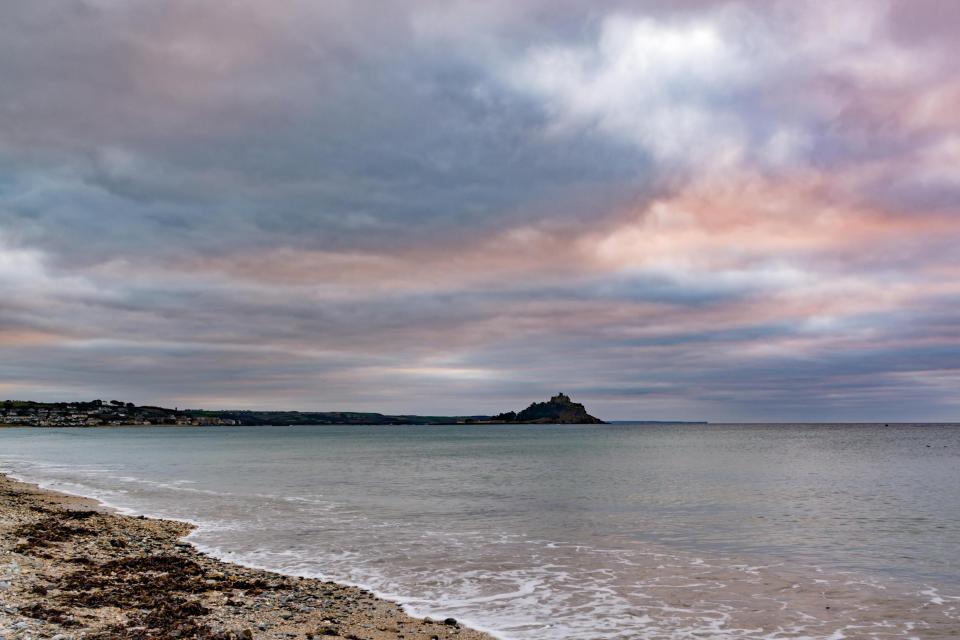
[[5, 429, 958, 639], [0, 472, 495, 640]]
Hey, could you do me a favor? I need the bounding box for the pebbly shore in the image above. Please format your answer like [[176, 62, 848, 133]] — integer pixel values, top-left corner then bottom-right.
[[0, 473, 494, 640]]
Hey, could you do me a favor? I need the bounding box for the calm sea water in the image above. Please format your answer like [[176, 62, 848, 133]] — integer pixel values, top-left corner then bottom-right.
[[2, 423, 959, 639]]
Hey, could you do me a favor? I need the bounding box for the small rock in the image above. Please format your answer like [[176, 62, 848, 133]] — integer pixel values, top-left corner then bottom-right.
[[444, 617, 458, 626]]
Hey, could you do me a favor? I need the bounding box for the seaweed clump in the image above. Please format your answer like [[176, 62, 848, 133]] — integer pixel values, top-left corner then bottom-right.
[[54, 554, 276, 639], [13, 515, 96, 555]]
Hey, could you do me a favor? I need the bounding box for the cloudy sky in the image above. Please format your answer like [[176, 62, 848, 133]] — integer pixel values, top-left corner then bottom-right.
[[2, 1, 959, 420]]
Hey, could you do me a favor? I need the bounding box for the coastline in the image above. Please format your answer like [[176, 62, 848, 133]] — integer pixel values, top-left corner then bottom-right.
[[0, 473, 495, 640]]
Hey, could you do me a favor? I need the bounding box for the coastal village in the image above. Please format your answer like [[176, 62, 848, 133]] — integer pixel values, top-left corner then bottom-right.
[[0, 400, 237, 427]]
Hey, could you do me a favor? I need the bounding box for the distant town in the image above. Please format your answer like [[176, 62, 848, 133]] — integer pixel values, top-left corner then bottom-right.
[[1, 393, 606, 427], [0, 400, 237, 427]]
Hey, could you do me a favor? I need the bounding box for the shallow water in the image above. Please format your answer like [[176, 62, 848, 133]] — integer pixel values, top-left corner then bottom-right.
[[2, 423, 958, 638]]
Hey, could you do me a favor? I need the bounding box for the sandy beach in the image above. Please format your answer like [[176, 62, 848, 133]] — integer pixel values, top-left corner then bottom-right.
[[0, 473, 493, 640]]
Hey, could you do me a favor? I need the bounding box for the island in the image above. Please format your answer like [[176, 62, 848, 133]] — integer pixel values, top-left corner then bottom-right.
[[476, 393, 606, 424], [1, 394, 606, 426]]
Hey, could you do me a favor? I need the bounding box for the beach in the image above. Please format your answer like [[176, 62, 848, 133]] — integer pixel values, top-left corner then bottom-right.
[[0, 473, 493, 640]]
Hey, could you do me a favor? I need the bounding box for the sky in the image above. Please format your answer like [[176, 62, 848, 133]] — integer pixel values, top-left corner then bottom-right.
[[1, 0, 959, 421]]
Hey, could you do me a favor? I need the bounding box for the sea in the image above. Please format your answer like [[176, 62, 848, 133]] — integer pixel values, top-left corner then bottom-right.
[[1, 423, 958, 639]]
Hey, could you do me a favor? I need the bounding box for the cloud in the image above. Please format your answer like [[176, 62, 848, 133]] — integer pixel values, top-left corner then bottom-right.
[[0, 1, 958, 419], [505, 11, 758, 169]]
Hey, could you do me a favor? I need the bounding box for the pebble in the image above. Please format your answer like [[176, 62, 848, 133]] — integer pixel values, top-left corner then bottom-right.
[[0, 476, 494, 640]]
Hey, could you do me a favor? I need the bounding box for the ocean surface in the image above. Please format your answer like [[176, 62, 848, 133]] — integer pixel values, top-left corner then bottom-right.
[[1, 423, 958, 639]]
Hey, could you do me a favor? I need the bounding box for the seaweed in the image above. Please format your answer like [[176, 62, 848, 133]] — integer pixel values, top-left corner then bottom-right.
[[13, 515, 95, 553], [18, 602, 79, 626], [52, 554, 279, 639]]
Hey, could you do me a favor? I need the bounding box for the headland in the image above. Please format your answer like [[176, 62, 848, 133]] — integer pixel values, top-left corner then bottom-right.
[[0, 394, 606, 427]]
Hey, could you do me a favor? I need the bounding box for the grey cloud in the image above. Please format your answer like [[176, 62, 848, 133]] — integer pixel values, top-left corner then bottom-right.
[[1, 0, 653, 266]]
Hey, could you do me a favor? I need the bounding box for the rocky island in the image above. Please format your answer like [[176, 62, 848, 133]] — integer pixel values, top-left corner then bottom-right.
[[483, 393, 606, 424]]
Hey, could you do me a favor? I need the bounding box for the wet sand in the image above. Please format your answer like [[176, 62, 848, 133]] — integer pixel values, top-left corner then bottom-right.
[[0, 473, 494, 640]]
